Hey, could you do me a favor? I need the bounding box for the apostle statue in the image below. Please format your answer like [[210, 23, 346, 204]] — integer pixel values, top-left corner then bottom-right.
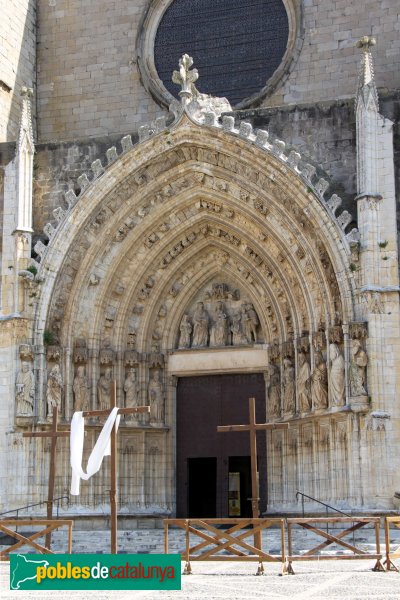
[[283, 357, 295, 414], [148, 370, 164, 425], [311, 351, 328, 410], [329, 343, 345, 406], [73, 365, 89, 412], [46, 364, 63, 420], [231, 310, 246, 345], [267, 363, 281, 418], [297, 352, 311, 412], [241, 302, 259, 343], [124, 368, 140, 423], [349, 339, 368, 396], [210, 301, 228, 346], [178, 314, 192, 349], [97, 366, 112, 410], [15, 362, 34, 416], [192, 302, 209, 347]]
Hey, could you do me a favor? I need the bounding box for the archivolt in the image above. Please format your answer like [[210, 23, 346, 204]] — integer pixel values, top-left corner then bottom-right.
[[34, 115, 356, 352]]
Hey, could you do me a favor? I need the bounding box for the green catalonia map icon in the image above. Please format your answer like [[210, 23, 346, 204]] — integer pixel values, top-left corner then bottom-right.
[[10, 554, 50, 590]]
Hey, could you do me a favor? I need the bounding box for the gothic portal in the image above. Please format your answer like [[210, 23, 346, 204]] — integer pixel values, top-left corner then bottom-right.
[[1, 16, 400, 520]]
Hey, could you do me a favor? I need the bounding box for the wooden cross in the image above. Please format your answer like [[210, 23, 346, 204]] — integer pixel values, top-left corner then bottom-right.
[[217, 397, 289, 550], [80, 381, 150, 554], [24, 381, 150, 554], [23, 406, 69, 549]]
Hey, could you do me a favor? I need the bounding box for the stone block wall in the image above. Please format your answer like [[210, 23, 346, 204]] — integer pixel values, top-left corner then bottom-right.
[[36, 0, 164, 142], [34, 0, 400, 142], [0, 0, 36, 143], [265, 0, 400, 107]]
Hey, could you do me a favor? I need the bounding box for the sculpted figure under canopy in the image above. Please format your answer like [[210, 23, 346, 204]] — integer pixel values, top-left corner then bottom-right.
[[178, 314, 192, 349], [47, 364, 63, 420], [329, 343, 345, 406], [148, 370, 164, 424], [73, 366, 89, 412], [192, 301, 209, 347], [267, 364, 281, 418], [349, 339, 368, 396], [298, 352, 311, 412], [15, 362, 35, 416], [124, 368, 140, 423], [97, 367, 113, 410], [241, 302, 259, 343], [211, 301, 228, 346], [283, 357, 295, 414], [311, 351, 328, 409], [231, 311, 247, 345]]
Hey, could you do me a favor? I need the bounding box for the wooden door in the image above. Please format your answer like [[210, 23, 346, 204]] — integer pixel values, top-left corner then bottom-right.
[[176, 373, 267, 517]]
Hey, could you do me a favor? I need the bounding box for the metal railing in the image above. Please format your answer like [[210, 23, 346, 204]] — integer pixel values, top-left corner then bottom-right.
[[296, 491, 352, 518], [0, 496, 69, 521], [296, 490, 355, 543]]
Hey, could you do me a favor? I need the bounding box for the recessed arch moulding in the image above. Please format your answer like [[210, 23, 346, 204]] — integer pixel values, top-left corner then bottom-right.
[[29, 110, 360, 512], [34, 113, 355, 404]]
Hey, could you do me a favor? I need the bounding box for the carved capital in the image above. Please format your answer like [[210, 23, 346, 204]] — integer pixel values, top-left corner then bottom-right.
[[19, 343, 33, 361]]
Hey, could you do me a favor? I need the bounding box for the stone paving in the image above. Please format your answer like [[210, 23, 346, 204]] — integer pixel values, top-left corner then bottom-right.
[[1, 558, 400, 600], [1, 524, 400, 599]]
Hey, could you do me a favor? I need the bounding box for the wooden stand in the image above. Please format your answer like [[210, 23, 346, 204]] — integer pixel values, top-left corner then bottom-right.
[[23, 407, 69, 548], [79, 381, 150, 553], [217, 397, 289, 574], [24, 381, 150, 554]]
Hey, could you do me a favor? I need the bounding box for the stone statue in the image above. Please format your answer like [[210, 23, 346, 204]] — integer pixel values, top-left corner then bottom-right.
[[311, 351, 328, 410], [73, 366, 89, 412], [192, 301, 209, 347], [148, 370, 164, 424], [241, 302, 258, 343], [97, 366, 112, 410], [231, 311, 246, 345], [124, 368, 140, 423], [210, 301, 228, 346], [329, 343, 345, 406], [178, 314, 192, 349], [46, 364, 63, 420], [350, 339, 368, 396], [297, 352, 311, 412], [283, 357, 295, 414], [267, 364, 281, 418], [15, 362, 34, 416]]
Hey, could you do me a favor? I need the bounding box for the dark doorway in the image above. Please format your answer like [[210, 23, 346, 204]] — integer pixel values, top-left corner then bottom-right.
[[176, 373, 266, 518], [228, 456, 252, 518], [188, 457, 217, 517]]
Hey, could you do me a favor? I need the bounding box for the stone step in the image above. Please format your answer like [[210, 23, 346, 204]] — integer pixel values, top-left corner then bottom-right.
[[2, 525, 400, 556]]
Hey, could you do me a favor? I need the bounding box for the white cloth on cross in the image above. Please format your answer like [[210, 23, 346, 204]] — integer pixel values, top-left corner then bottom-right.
[[70, 407, 120, 495]]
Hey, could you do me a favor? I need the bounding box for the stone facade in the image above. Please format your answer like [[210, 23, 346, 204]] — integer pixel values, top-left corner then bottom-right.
[[0, 0, 36, 143], [0, 3, 400, 519], [32, 0, 400, 141]]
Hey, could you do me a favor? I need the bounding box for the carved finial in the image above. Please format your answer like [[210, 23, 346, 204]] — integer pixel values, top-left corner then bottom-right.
[[16, 86, 34, 233], [18, 87, 34, 152], [172, 54, 199, 105], [356, 36, 378, 111]]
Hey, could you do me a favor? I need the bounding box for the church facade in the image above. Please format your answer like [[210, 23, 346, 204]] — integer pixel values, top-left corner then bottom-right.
[[1, 1, 400, 519]]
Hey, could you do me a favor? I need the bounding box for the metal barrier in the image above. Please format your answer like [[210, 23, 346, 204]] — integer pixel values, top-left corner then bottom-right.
[[164, 518, 287, 575], [286, 517, 384, 574], [0, 519, 73, 561], [384, 516, 400, 571]]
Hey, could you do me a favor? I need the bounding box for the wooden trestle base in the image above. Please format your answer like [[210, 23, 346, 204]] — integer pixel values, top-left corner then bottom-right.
[[0, 519, 73, 561], [384, 516, 400, 572], [164, 516, 394, 575]]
